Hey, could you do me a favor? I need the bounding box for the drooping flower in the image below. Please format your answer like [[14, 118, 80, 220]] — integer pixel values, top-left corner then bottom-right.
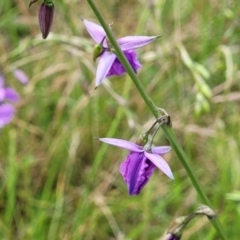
[[82, 19, 160, 87], [98, 138, 173, 195]]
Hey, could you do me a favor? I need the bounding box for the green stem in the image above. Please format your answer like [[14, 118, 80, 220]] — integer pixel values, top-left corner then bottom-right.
[[86, 1, 227, 239]]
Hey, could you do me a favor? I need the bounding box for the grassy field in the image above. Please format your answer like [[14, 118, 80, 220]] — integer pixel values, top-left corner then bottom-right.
[[0, 0, 240, 239]]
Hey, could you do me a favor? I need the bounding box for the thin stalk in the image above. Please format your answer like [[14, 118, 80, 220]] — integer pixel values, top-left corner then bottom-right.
[[86, 1, 227, 239]]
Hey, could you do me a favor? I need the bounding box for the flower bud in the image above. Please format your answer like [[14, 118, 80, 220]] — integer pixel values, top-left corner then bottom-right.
[[93, 44, 104, 61], [92, 36, 106, 61], [38, 1, 54, 39], [164, 233, 181, 240], [135, 133, 148, 146]]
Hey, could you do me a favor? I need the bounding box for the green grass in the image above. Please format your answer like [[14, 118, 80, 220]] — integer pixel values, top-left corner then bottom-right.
[[0, 0, 240, 239]]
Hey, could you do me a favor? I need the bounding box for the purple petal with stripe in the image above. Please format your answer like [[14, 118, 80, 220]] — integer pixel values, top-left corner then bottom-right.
[[106, 50, 141, 77], [120, 152, 155, 195], [95, 51, 116, 87], [99, 138, 142, 152], [118, 36, 160, 51], [151, 146, 171, 155], [144, 152, 174, 179], [82, 19, 108, 47]]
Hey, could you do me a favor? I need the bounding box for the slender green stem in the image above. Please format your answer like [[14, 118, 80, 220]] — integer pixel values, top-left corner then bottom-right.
[[86, 1, 227, 239]]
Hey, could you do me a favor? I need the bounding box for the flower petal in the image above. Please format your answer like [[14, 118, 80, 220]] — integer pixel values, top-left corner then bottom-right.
[[106, 50, 141, 77], [0, 88, 5, 102], [82, 19, 108, 47], [98, 138, 143, 152], [120, 152, 155, 195], [4, 88, 19, 102], [144, 152, 174, 179], [13, 69, 29, 85], [95, 51, 116, 87], [124, 50, 142, 73], [0, 103, 15, 128], [118, 36, 160, 51], [151, 146, 171, 155]]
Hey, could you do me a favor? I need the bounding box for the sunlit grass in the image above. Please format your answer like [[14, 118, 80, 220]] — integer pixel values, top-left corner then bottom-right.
[[0, 0, 239, 239]]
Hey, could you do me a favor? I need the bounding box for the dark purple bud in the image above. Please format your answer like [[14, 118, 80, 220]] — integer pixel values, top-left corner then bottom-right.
[[165, 233, 181, 240], [38, 2, 54, 39]]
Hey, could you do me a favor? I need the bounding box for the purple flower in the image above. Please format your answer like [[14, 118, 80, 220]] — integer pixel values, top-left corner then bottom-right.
[[0, 72, 26, 128], [0, 104, 15, 128], [99, 138, 173, 195], [82, 19, 160, 87]]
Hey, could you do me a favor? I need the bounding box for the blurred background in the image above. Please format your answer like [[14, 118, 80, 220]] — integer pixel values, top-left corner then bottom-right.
[[0, 0, 240, 239]]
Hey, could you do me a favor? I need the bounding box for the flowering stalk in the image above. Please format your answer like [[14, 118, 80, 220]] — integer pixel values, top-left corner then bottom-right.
[[86, 0, 227, 239]]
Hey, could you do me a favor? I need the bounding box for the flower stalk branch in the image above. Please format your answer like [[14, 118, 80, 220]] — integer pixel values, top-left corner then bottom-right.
[[86, 0, 227, 239]]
